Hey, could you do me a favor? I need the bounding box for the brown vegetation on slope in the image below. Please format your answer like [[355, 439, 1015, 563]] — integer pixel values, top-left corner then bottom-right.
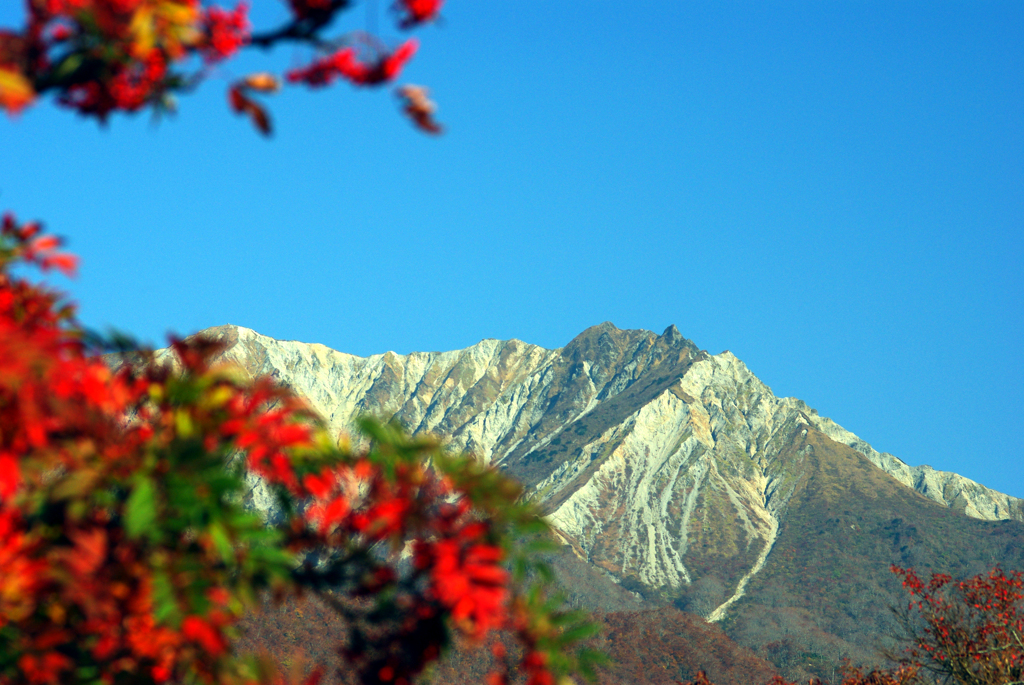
[[723, 427, 1024, 681], [235, 599, 777, 685]]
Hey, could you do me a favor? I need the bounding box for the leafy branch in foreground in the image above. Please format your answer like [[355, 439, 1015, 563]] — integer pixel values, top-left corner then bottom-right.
[[1, 0, 445, 134], [0, 212, 596, 685]]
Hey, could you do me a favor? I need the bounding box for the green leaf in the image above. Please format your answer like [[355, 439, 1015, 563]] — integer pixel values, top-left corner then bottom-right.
[[534, 561, 555, 584], [175, 409, 195, 438], [152, 570, 180, 624], [209, 521, 235, 564], [524, 536, 559, 553], [576, 648, 610, 681], [50, 53, 83, 83], [74, 665, 100, 682], [511, 519, 548, 537], [557, 621, 601, 644], [125, 476, 157, 539], [513, 556, 528, 582]]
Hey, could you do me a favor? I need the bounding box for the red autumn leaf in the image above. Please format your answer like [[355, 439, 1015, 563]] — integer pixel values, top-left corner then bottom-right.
[[0, 452, 20, 498], [228, 84, 272, 136], [287, 40, 418, 88], [181, 615, 227, 657], [66, 527, 107, 576], [395, 0, 444, 28]]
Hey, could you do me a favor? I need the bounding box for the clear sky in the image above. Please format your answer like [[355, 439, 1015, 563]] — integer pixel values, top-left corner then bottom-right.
[[1, 2, 1021, 498]]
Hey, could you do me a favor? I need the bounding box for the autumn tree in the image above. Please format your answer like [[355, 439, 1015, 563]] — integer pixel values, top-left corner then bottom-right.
[[889, 565, 1024, 685], [669, 565, 1023, 685]]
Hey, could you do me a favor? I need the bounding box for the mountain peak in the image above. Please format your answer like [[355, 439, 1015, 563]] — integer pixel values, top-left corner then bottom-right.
[[157, 321, 1020, 527], [158, 321, 1024, 683], [576, 321, 622, 338]]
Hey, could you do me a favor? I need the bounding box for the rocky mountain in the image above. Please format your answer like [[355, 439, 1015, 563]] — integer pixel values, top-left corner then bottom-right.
[[146, 322, 1024, 679]]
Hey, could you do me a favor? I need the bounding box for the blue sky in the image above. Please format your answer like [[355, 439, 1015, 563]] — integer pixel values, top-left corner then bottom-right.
[[1, 2, 1021, 497]]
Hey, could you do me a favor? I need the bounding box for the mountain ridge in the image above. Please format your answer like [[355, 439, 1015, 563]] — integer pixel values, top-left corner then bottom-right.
[[127, 321, 1024, 679], [177, 322, 1019, 524]]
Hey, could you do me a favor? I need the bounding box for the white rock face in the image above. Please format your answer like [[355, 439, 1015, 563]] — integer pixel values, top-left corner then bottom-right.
[[139, 323, 1023, 617], [149, 325, 561, 463], [545, 390, 711, 588]]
